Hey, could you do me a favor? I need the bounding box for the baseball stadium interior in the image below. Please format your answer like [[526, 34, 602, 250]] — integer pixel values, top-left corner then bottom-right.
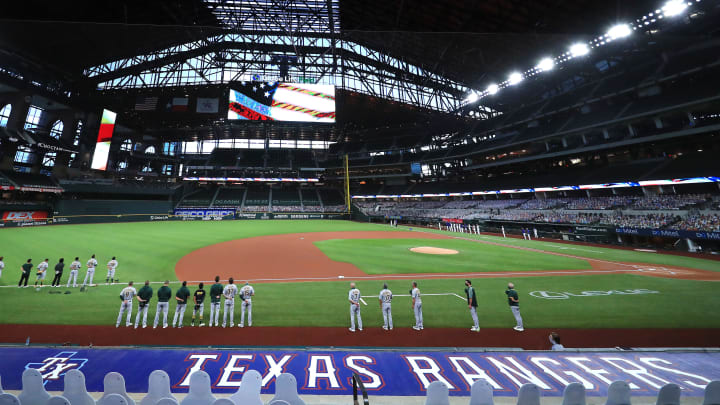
[[0, 0, 719, 404]]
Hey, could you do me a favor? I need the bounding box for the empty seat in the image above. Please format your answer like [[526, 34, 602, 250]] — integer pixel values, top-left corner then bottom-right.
[[47, 396, 72, 405], [0, 374, 3, 394], [561, 382, 586, 405], [98, 395, 127, 405], [655, 383, 680, 405], [268, 373, 305, 405], [180, 371, 216, 405], [469, 380, 494, 405], [517, 383, 541, 405], [704, 381, 720, 405], [605, 381, 631, 405], [211, 400, 233, 405], [97, 373, 135, 405], [424, 381, 450, 405], [18, 369, 51, 405], [0, 394, 20, 405], [140, 371, 177, 405], [155, 399, 178, 405], [62, 370, 95, 405], [229, 370, 262, 405]]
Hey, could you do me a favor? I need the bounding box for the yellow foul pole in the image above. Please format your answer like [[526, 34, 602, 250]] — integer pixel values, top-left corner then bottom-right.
[[344, 154, 351, 214]]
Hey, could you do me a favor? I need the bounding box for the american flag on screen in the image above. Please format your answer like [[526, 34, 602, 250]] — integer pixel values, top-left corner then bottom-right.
[[228, 82, 336, 122], [134, 97, 158, 111]]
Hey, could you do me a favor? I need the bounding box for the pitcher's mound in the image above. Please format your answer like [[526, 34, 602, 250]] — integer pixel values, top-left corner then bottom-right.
[[410, 246, 459, 255]]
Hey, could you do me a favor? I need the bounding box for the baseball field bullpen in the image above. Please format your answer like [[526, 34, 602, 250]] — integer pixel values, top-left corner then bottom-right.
[[0, 219, 719, 348]]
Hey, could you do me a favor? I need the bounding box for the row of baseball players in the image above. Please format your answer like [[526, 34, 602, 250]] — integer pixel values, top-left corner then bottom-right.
[[5, 255, 119, 288], [348, 280, 525, 332], [116, 276, 254, 329]]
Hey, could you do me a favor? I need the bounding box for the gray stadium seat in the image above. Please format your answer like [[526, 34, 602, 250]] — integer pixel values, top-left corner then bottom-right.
[[0, 374, 4, 394], [469, 380, 494, 405], [140, 371, 177, 405], [211, 400, 233, 405], [18, 369, 51, 405], [97, 373, 135, 405], [516, 384, 540, 405], [179, 371, 216, 405], [0, 393, 20, 405], [155, 399, 178, 405], [62, 370, 95, 405], [425, 381, 450, 405], [704, 381, 720, 405], [268, 373, 305, 405], [605, 381, 631, 405], [46, 396, 72, 405], [98, 395, 127, 405], [229, 370, 262, 405], [561, 382, 586, 405], [655, 383, 680, 405]]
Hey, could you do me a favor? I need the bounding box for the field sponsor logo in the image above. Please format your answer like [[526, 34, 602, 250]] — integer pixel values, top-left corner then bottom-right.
[[150, 216, 169, 221], [2, 211, 49, 221], [173, 209, 234, 218], [24, 351, 88, 385], [529, 289, 660, 300]]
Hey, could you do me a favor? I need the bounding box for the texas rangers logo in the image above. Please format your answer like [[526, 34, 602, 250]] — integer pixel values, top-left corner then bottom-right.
[[25, 351, 88, 385]]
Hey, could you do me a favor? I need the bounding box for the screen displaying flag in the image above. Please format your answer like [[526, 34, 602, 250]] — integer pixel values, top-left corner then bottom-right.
[[196, 97, 219, 113], [228, 82, 335, 122], [90, 109, 116, 171], [171, 97, 189, 112], [134, 96, 158, 111]]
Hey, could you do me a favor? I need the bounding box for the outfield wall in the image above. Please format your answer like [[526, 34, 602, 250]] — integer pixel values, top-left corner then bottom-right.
[[1, 347, 718, 397]]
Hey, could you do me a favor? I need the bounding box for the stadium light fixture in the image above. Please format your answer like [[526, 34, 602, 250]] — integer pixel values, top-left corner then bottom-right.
[[465, 92, 479, 103], [508, 72, 523, 85], [607, 24, 632, 40], [536, 58, 555, 72], [662, 0, 688, 16], [486, 84, 499, 95], [569, 43, 590, 57]]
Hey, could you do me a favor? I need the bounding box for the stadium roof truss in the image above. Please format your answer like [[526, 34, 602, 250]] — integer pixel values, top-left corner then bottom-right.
[[82, 0, 477, 114]]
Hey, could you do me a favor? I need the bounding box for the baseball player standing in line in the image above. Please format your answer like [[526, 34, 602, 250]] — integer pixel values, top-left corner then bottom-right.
[[191, 282, 206, 327], [116, 281, 137, 328], [172, 281, 191, 328], [465, 280, 480, 332], [222, 278, 238, 328], [67, 257, 81, 288], [82, 254, 98, 287], [106, 257, 118, 285], [506, 282, 524, 331], [239, 281, 254, 327], [209, 276, 223, 327], [378, 283, 393, 330], [34, 258, 49, 287], [134, 280, 153, 328], [411, 281, 423, 330], [153, 280, 172, 329], [50, 258, 64, 287], [348, 282, 362, 332], [18, 259, 32, 287], [0, 256, 4, 279]]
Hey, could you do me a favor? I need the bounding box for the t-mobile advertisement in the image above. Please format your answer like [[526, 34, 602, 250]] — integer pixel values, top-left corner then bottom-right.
[[90, 109, 117, 171]]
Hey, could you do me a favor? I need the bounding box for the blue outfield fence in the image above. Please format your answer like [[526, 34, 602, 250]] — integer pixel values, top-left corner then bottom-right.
[[1, 347, 719, 397]]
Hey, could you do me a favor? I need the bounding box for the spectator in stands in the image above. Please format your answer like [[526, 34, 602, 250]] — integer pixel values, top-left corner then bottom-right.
[[549, 332, 565, 350]]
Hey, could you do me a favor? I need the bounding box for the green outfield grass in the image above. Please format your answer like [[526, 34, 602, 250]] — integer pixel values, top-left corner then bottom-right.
[[0, 220, 718, 328], [315, 238, 591, 274]]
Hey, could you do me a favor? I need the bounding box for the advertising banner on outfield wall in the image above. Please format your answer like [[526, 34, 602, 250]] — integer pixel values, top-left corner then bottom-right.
[[615, 227, 720, 241], [0, 347, 718, 397], [2, 210, 49, 222]]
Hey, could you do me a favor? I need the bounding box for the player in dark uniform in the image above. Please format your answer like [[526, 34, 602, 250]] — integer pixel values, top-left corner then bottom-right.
[[172, 281, 191, 328], [191, 283, 207, 327], [209, 276, 224, 327], [135, 280, 153, 329], [18, 259, 32, 288], [50, 258, 64, 287]]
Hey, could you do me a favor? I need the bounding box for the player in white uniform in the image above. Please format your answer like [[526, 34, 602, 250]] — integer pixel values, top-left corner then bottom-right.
[[0, 256, 4, 279], [222, 277, 238, 328], [82, 254, 98, 287], [67, 257, 81, 288], [34, 259, 49, 287], [239, 282, 254, 327], [116, 281, 137, 328], [348, 282, 362, 332], [378, 283, 393, 330], [106, 257, 118, 285], [411, 281, 423, 330]]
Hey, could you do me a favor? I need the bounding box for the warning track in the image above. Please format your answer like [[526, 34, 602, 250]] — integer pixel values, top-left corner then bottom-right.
[[174, 231, 720, 283]]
